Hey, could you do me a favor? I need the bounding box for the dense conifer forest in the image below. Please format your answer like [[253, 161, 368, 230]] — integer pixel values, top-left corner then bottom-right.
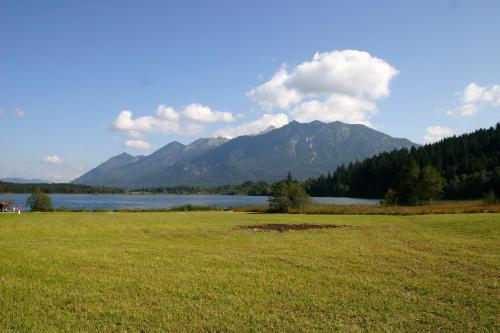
[[305, 124, 500, 200]]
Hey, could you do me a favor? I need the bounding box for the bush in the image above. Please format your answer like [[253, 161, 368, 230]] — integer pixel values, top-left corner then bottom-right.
[[482, 190, 497, 205], [167, 204, 223, 212], [27, 188, 53, 211], [382, 189, 398, 206], [268, 180, 311, 213]]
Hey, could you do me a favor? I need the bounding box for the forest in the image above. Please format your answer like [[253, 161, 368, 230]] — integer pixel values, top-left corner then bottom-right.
[[0, 182, 126, 194], [130, 181, 271, 196], [305, 123, 500, 200]]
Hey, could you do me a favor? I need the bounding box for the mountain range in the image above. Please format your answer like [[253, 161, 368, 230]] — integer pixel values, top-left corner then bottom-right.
[[1, 178, 50, 184], [72, 120, 417, 188]]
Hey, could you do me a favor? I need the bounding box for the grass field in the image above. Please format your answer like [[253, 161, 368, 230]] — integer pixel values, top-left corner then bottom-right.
[[0, 212, 499, 332]]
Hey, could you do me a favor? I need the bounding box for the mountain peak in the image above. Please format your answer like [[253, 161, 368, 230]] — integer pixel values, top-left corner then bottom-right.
[[116, 152, 134, 158], [256, 126, 276, 135], [167, 141, 185, 147]]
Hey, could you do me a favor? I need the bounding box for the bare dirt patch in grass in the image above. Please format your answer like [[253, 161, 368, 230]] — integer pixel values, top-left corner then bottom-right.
[[242, 223, 347, 232]]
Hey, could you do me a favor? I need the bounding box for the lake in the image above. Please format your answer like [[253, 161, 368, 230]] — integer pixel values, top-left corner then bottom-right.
[[0, 194, 379, 211]]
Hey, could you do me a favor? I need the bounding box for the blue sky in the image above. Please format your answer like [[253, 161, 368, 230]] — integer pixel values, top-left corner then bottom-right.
[[1, 0, 499, 182]]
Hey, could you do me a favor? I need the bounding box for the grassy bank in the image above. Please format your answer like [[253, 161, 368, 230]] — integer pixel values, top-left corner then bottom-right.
[[236, 201, 500, 215], [42, 201, 500, 214], [0, 212, 498, 331]]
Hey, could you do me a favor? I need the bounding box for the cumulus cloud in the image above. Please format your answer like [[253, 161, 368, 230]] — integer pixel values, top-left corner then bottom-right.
[[111, 103, 234, 141], [112, 110, 180, 135], [247, 50, 398, 125], [42, 155, 64, 164], [182, 103, 234, 123], [447, 83, 500, 116], [215, 113, 289, 139], [247, 67, 301, 110], [111, 50, 398, 144], [156, 104, 180, 121], [290, 94, 376, 125], [123, 139, 153, 150], [13, 107, 26, 117], [424, 126, 454, 143]]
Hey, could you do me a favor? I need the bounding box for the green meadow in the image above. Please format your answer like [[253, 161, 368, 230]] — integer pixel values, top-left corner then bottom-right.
[[0, 212, 499, 332]]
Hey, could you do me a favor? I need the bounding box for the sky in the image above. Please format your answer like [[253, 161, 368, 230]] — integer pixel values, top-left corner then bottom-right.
[[0, 0, 499, 182]]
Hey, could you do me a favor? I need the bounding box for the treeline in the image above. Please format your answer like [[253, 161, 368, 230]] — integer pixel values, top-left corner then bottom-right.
[[0, 180, 269, 196], [131, 181, 271, 196], [306, 123, 500, 200], [0, 182, 126, 194]]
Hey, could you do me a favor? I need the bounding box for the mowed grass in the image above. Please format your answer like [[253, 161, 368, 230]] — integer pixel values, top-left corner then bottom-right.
[[0, 212, 499, 332]]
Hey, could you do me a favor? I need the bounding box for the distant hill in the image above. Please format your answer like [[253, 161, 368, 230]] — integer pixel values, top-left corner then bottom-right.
[[0, 178, 49, 184], [0, 181, 125, 194], [72, 121, 417, 188]]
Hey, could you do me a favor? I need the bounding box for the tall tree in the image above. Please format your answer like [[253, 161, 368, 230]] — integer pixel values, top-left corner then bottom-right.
[[27, 188, 53, 212], [417, 166, 446, 203]]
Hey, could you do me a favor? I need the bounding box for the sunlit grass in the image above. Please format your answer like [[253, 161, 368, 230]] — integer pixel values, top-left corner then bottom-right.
[[0, 212, 498, 332]]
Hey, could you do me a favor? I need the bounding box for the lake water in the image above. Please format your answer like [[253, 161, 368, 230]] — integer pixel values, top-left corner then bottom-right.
[[0, 194, 379, 211]]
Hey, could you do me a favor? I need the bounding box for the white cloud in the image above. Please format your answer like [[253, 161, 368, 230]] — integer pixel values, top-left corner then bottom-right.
[[111, 103, 235, 140], [247, 50, 398, 125], [290, 94, 376, 125], [182, 103, 234, 123], [156, 104, 180, 121], [424, 126, 454, 143], [286, 50, 397, 99], [42, 155, 64, 164], [247, 67, 301, 110], [447, 83, 500, 116], [112, 110, 180, 135], [215, 113, 289, 139], [491, 86, 500, 105], [110, 50, 398, 145], [123, 139, 153, 150], [13, 107, 26, 117], [454, 104, 477, 116], [461, 83, 487, 104], [127, 130, 143, 138]]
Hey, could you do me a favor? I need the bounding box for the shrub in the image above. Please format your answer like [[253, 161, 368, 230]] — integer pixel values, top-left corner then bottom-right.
[[382, 189, 398, 206], [167, 204, 222, 212], [268, 180, 311, 213], [27, 188, 53, 211], [482, 190, 497, 205]]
